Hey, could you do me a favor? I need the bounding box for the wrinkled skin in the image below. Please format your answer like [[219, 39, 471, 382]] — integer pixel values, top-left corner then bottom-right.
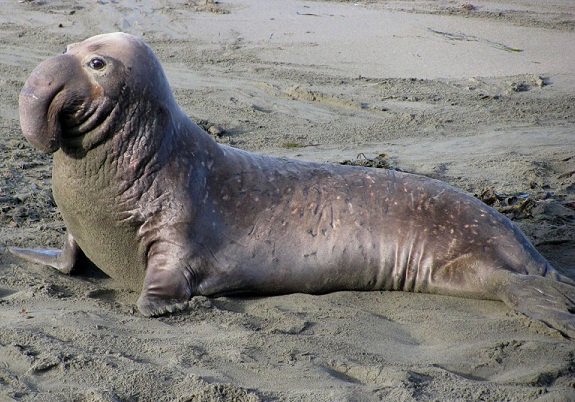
[[10, 33, 575, 338]]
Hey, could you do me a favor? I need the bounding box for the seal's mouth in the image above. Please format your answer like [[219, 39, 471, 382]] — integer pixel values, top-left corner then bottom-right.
[[57, 93, 100, 137], [56, 92, 118, 154]]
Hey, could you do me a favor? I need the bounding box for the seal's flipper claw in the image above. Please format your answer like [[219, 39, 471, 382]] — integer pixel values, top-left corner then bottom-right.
[[8, 232, 81, 274], [136, 294, 190, 317], [495, 272, 575, 339]]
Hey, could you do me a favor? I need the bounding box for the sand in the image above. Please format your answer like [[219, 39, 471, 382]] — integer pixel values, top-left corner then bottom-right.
[[1, 0, 575, 400]]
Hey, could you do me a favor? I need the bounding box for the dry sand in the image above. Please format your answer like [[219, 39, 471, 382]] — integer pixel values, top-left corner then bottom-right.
[[1, 0, 575, 400]]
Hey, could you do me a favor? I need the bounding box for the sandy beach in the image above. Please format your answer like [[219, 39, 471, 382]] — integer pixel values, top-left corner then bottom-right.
[[1, 0, 575, 400]]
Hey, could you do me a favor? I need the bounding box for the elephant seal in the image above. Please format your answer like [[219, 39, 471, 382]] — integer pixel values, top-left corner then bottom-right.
[[10, 33, 575, 338]]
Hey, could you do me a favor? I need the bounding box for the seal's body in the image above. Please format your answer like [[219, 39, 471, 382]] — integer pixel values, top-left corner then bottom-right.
[[11, 33, 575, 338]]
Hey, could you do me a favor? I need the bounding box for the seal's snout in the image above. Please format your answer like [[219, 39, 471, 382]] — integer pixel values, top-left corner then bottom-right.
[[19, 54, 83, 153]]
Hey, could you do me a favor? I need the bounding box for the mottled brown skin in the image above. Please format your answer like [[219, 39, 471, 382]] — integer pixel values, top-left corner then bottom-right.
[[10, 33, 575, 338]]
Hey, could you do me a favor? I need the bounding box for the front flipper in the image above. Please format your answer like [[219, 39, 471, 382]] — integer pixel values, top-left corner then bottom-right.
[[8, 231, 82, 274], [136, 240, 198, 317], [493, 271, 575, 339]]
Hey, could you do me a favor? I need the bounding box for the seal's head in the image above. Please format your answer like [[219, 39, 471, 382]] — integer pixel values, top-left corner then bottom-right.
[[19, 32, 175, 155]]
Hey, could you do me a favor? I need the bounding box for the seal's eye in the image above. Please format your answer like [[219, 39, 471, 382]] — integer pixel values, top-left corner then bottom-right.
[[88, 57, 106, 70]]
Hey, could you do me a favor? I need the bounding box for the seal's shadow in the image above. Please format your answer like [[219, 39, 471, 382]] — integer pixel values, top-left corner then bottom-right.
[[71, 253, 111, 281], [538, 244, 575, 281]]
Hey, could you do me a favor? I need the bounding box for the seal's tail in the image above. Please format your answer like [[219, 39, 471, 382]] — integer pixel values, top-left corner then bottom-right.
[[493, 270, 575, 339], [542, 263, 575, 286]]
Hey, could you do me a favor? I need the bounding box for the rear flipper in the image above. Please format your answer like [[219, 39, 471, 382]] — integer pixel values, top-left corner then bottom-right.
[[8, 231, 81, 274], [492, 271, 575, 339]]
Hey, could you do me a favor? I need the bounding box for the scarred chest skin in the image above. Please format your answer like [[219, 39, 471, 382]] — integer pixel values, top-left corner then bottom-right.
[[52, 145, 147, 289]]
